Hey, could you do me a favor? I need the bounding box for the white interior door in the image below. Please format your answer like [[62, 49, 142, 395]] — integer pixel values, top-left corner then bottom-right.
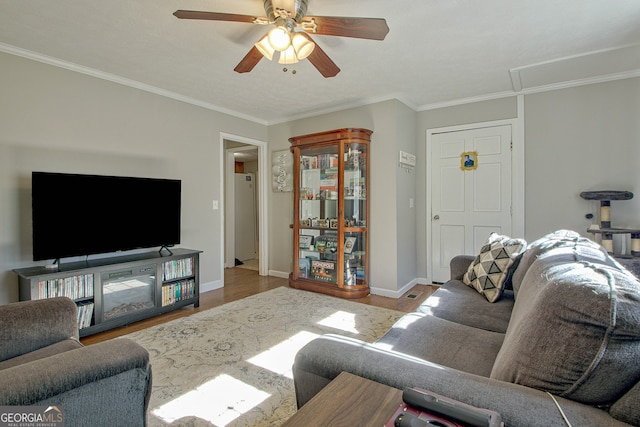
[[234, 173, 257, 261], [430, 125, 513, 282]]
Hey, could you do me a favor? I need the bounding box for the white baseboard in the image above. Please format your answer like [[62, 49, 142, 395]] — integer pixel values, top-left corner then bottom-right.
[[370, 277, 434, 299], [200, 280, 223, 293], [268, 270, 290, 279], [250, 272, 436, 298]]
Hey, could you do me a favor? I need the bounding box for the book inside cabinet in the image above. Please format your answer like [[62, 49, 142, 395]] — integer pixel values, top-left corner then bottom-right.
[[289, 128, 371, 299]]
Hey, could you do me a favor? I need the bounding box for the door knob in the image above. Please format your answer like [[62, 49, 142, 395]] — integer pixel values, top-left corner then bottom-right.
[[433, 215, 440, 220]]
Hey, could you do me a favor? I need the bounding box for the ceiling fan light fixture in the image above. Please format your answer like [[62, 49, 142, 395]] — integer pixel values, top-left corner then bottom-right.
[[255, 34, 275, 60], [291, 32, 315, 60], [268, 22, 292, 51], [278, 45, 299, 65]]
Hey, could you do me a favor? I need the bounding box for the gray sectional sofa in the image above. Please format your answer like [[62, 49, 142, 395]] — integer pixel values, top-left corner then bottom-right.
[[0, 297, 152, 427], [293, 230, 640, 426]]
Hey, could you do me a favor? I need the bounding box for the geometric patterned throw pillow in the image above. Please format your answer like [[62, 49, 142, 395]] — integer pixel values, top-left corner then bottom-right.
[[463, 233, 527, 302]]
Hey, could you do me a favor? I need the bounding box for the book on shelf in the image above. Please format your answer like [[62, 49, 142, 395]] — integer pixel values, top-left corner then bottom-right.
[[301, 154, 339, 170], [38, 274, 94, 300], [162, 257, 194, 281], [162, 279, 196, 306], [301, 155, 317, 169], [76, 301, 94, 329]]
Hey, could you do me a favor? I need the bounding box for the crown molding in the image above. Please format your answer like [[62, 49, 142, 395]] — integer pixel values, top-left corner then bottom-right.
[[3, 42, 638, 126], [0, 42, 269, 126], [417, 68, 640, 111], [267, 94, 418, 125]]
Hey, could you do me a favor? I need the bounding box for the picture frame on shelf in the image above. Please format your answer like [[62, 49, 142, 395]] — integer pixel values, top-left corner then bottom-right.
[[344, 236, 357, 254], [299, 235, 314, 249]]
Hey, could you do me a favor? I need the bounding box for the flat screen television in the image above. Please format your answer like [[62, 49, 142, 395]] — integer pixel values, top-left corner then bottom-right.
[[32, 172, 181, 261]]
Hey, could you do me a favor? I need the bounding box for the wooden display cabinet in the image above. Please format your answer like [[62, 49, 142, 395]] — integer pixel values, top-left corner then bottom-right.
[[289, 128, 371, 298]]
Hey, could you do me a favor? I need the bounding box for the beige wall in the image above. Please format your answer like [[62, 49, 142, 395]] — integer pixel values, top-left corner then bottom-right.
[[413, 78, 640, 277], [394, 102, 418, 288], [524, 78, 640, 247], [268, 100, 410, 295], [0, 52, 267, 304], [415, 98, 518, 278], [2, 49, 638, 304]]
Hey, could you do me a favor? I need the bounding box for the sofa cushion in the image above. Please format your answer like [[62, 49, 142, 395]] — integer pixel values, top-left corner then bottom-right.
[[609, 380, 640, 426], [375, 313, 504, 377], [417, 280, 514, 333], [463, 233, 526, 302], [0, 297, 79, 362], [510, 229, 617, 298], [490, 236, 640, 405], [0, 339, 83, 370]]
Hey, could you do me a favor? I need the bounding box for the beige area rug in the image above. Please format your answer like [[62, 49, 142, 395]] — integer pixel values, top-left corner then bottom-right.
[[121, 286, 404, 427]]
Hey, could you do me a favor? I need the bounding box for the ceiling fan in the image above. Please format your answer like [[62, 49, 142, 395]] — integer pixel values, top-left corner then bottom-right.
[[173, 0, 389, 78]]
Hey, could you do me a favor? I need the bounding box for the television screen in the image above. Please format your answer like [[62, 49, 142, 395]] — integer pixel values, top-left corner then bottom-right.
[[32, 172, 181, 261]]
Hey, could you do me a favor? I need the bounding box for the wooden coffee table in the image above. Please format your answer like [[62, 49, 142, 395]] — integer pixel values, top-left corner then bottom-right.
[[282, 371, 403, 426]]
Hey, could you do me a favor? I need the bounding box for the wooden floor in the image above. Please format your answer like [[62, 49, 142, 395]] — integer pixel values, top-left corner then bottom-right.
[[80, 267, 437, 345]]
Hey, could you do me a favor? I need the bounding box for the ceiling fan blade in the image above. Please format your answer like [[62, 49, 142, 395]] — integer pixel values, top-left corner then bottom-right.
[[234, 46, 264, 74], [174, 10, 259, 24], [306, 40, 340, 78], [303, 16, 389, 40]]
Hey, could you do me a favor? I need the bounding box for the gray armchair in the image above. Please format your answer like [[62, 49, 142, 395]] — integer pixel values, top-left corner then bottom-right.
[[0, 297, 152, 426]]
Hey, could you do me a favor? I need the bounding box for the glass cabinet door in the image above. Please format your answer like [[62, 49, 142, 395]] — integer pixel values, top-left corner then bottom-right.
[[297, 145, 340, 283], [289, 128, 371, 298], [343, 143, 367, 285]]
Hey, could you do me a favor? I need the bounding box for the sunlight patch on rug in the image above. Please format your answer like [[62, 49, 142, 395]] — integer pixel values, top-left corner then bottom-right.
[[317, 310, 360, 334], [152, 374, 270, 426], [247, 331, 319, 379], [119, 286, 404, 426]]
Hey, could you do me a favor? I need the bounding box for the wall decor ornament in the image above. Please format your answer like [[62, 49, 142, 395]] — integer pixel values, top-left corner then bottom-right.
[[271, 149, 293, 192], [461, 151, 478, 171]]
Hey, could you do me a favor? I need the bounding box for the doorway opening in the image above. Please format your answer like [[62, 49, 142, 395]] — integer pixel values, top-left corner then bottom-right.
[[222, 133, 269, 277]]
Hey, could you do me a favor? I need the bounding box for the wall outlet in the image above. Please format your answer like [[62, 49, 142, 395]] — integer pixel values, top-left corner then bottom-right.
[[212, 200, 219, 210]]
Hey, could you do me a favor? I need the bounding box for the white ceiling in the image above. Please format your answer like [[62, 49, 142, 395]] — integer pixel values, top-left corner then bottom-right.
[[1, 0, 639, 125]]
